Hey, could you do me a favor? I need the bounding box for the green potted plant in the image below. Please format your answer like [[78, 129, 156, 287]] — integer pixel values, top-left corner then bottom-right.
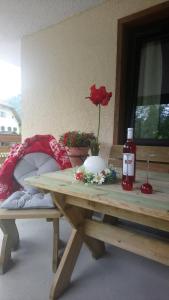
[[59, 131, 96, 167]]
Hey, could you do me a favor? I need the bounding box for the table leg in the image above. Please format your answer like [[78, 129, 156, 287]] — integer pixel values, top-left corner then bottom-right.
[[50, 228, 82, 299], [52, 219, 59, 273], [51, 192, 106, 258], [83, 235, 106, 259], [49, 192, 106, 298], [0, 220, 20, 274]]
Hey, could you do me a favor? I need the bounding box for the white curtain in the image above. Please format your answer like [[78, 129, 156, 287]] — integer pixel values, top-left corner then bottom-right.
[[136, 40, 162, 137], [138, 40, 162, 104]]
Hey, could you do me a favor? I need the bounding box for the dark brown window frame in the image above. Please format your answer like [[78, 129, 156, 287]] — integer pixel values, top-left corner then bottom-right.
[[114, 1, 169, 145]]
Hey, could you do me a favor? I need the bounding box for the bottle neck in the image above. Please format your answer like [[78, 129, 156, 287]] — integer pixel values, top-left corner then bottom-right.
[[127, 128, 133, 140]]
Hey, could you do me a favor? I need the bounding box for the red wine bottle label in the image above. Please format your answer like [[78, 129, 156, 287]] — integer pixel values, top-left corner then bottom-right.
[[123, 153, 135, 176]]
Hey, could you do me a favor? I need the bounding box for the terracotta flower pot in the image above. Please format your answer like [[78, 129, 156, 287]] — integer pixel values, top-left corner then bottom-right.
[[66, 147, 89, 167]]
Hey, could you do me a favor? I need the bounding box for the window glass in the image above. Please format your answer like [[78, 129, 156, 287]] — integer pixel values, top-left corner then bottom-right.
[[134, 38, 169, 142]]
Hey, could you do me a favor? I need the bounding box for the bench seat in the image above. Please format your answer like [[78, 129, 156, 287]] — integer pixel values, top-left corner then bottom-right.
[[0, 208, 61, 219], [0, 207, 61, 274]]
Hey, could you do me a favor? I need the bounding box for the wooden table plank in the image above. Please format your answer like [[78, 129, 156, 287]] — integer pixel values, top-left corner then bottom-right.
[[65, 195, 169, 232], [25, 169, 169, 221]]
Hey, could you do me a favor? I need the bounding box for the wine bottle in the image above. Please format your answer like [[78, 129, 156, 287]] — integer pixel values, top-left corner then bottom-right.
[[122, 128, 136, 184]]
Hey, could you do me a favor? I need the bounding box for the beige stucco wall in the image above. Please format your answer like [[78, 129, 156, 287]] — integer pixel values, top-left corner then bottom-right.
[[22, 0, 165, 159]]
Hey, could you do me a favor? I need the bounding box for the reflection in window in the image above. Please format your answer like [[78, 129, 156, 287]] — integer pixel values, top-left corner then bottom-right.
[[135, 104, 169, 139]]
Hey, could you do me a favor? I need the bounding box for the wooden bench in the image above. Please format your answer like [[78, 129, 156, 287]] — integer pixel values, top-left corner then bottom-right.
[[0, 208, 61, 274], [109, 145, 169, 173], [0, 139, 63, 274]]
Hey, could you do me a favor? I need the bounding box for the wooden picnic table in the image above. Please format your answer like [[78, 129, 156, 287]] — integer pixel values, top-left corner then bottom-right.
[[26, 168, 169, 299]]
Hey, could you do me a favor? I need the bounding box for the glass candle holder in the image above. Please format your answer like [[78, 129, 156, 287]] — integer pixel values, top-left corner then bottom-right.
[[140, 154, 155, 194]]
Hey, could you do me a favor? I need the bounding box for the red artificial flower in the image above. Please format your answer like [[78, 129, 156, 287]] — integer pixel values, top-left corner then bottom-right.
[[85, 84, 112, 155], [86, 84, 112, 106], [75, 172, 84, 181]]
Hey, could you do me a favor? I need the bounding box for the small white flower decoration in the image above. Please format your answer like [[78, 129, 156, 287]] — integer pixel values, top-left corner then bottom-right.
[[74, 165, 116, 185]]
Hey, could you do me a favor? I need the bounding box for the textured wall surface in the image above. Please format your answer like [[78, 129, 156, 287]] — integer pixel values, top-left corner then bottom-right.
[[22, 0, 166, 159]]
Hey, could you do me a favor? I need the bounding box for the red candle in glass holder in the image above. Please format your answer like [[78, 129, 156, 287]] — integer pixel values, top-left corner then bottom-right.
[[140, 182, 153, 194], [122, 178, 133, 191], [140, 154, 153, 195]]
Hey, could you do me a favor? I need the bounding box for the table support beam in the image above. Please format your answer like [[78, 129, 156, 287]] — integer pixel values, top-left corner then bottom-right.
[[84, 219, 169, 266], [65, 195, 169, 232]]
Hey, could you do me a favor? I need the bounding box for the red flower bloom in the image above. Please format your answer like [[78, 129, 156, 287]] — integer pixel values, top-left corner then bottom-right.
[[75, 172, 84, 181], [86, 84, 112, 106], [85, 84, 112, 155]]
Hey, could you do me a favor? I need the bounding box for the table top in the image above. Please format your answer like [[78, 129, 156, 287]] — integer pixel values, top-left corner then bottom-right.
[[25, 168, 169, 222]]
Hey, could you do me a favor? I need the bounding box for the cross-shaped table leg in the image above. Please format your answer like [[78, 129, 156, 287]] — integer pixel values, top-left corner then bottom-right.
[[49, 192, 105, 299]]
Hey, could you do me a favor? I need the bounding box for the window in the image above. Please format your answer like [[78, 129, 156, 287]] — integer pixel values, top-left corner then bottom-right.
[[127, 21, 169, 145], [0, 126, 5, 131], [13, 127, 17, 132], [0, 111, 6, 118], [7, 127, 12, 132], [114, 1, 169, 146]]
